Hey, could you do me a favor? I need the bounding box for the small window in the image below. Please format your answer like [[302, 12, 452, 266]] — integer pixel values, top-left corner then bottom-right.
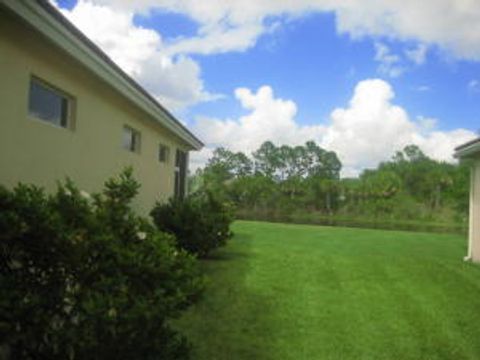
[[28, 78, 72, 128], [123, 126, 141, 153], [158, 144, 170, 163]]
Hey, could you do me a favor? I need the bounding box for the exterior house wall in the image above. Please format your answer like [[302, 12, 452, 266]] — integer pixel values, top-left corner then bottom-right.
[[469, 160, 480, 261], [0, 8, 190, 215]]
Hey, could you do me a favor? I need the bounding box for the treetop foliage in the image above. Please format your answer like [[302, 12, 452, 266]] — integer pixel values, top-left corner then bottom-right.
[[191, 141, 470, 227], [203, 140, 341, 183]]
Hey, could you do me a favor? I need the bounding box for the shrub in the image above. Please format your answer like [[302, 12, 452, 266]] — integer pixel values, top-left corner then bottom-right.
[[151, 191, 234, 258], [0, 169, 204, 359]]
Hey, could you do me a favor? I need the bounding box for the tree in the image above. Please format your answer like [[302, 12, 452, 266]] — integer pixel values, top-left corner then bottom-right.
[[191, 141, 468, 228], [199, 148, 253, 197], [253, 141, 281, 179], [229, 174, 277, 211], [304, 141, 341, 179], [205, 147, 253, 180]]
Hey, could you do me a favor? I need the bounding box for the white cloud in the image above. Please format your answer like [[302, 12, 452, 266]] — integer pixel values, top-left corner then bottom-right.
[[417, 116, 437, 131], [374, 42, 405, 78], [189, 147, 215, 173], [191, 79, 476, 176], [58, 0, 218, 110], [374, 41, 429, 78], [136, 55, 222, 110], [88, 0, 480, 61], [192, 86, 326, 153], [405, 43, 428, 65], [56, 0, 480, 111], [332, 1, 480, 61], [60, 1, 159, 75], [164, 22, 267, 56], [54, 1, 477, 175]]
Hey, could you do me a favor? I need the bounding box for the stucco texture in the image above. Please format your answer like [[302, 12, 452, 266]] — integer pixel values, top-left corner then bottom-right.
[[0, 7, 191, 215]]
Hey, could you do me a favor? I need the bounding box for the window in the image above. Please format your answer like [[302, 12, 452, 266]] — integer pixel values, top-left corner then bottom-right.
[[174, 149, 187, 199], [123, 126, 141, 153], [28, 78, 72, 128], [158, 144, 170, 163]]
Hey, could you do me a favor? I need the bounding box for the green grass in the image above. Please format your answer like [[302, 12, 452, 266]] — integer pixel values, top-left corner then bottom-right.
[[237, 211, 467, 234], [175, 221, 480, 360]]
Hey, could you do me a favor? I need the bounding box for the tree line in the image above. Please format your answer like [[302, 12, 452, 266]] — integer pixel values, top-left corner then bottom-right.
[[190, 141, 470, 231]]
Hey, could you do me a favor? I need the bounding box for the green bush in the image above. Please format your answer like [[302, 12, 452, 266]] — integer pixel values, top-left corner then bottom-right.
[[151, 191, 234, 258], [0, 169, 204, 359]]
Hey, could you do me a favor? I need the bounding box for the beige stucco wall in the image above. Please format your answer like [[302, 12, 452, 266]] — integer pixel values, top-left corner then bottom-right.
[[0, 8, 191, 215], [469, 160, 480, 262]]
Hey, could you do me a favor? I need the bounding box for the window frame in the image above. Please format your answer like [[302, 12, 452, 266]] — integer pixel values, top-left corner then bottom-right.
[[174, 149, 187, 199], [28, 76, 74, 130], [122, 125, 141, 153], [158, 144, 170, 163]]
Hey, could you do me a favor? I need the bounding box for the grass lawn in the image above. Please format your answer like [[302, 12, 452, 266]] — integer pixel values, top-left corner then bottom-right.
[[175, 221, 480, 360]]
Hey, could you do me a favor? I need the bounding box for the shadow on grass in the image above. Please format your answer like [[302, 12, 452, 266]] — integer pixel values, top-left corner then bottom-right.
[[202, 248, 250, 262], [173, 232, 276, 360]]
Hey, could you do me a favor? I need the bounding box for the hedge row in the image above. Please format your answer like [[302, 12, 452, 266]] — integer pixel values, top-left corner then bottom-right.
[[151, 191, 234, 258], [0, 169, 233, 359]]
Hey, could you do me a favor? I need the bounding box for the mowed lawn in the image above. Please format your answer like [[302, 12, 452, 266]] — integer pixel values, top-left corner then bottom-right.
[[175, 221, 480, 360]]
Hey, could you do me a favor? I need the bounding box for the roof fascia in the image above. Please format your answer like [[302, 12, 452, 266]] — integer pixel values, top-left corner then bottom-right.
[[1, 0, 203, 150]]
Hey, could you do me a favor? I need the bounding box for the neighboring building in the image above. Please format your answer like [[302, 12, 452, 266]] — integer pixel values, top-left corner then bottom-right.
[[0, 0, 203, 214], [454, 138, 480, 262]]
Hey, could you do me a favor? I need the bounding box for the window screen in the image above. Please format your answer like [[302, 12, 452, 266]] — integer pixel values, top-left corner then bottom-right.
[[28, 79, 70, 128], [123, 126, 141, 153]]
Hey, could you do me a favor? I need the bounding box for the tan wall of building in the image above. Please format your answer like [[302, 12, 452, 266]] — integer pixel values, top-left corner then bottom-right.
[[0, 8, 190, 215], [469, 160, 480, 262]]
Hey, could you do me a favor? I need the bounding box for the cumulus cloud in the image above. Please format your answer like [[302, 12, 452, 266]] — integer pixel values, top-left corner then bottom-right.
[[191, 79, 475, 176], [136, 55, 222, 110], [192, 86, 326, 153], [321, 80, 474, 176], [57, 0, 218, 110], [54, 1, 477, 175], [86, 0, 480, 61], [60, 1, 159, 75]]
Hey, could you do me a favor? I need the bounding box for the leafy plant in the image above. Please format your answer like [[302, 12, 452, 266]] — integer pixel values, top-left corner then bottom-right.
[[0, 169, 204, 359], [151, 191, 234, 258]]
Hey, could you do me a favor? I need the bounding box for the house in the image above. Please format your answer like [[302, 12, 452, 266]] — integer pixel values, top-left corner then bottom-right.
[[0, 0, 203, 214], [454, 138, 480, 262]]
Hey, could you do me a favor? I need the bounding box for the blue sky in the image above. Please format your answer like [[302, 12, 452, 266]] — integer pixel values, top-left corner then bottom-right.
[[56, 0, 479, 175]]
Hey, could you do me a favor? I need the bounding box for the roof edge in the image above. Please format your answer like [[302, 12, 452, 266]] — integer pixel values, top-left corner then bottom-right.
[[1, 0, 203, 150], [454, 138, 480, 159]]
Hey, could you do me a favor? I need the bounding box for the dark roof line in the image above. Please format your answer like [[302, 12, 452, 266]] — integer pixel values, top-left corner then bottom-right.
[[36, 0, 203, 147], [454, 137, 480, 151]]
